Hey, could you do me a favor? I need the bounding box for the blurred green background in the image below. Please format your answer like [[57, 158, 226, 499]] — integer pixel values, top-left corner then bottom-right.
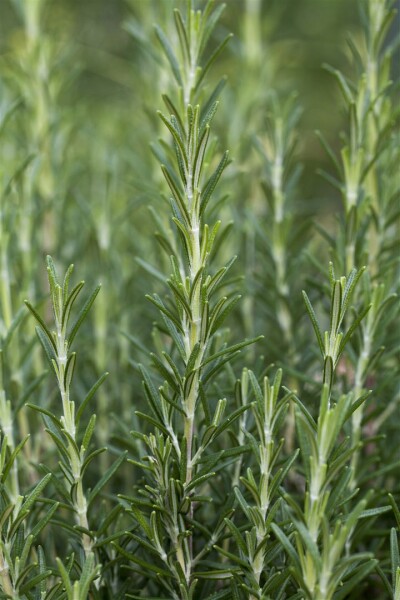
[[0, 0, 398, 426]]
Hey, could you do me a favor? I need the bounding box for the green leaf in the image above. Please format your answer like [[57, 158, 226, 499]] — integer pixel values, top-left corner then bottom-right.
[[224, 518, 247, 554], [0, 505, 13, 531], [151, 353, 180, 392], [139, 364, 165, 421], [209, 403, 249, 443], [124, 531, 162, 558], [62, 263, 75, 305], [173, 9, 190, 65], [81, 447, 107, 477], [146, 293, 185, 333], [161, 165, 188, 222], [24, 301, 57, 354], [295, 411, 317, 479], [199, 100, 219, 137], [334, 559, 377, 600], [87, 452, 127, 508], [158, 111, 188, 167], [341, 266, 366, 316], [22, 474, 52, 513], [64, 352, 76, 390], [56, 557, 73, 596], [19, 570, 53, 594], [375, 564, 393, 598], [79, 552, 100, 600], [389, 494, 400, 530], [234, 486, 251, 520], [160, 312, 187, 361], [154, 24, 183, 86], [26, 403, 60, 427], [202, 336, 263, 368], [45, 428, 71, 466], [68, 284, 101, 346], [82, 414, 97, 451], [195, 569, 236, 580], [186, 342, 201, 375], [1, 436, 29, 483], [271, 524, 301, 572], [30, 502, 59, 538], [162, 94, 185, 135], [18, 533, 34, 572], [35, 326, 57, 369], [269, 450, 299, 499], [167, 277, 193, 320], [62, 280, 85, 330], [46, 255, 59, 286], [302, 291, 324, 356], [76, 372, 109, 424], [135, 413, 168, 440], [136, 256, 166, 284], [293, 519, 321, 570], [323, 64, 354, 104], [358, 505, 392, 519], [193, 125, 210, 189], [330, 279, 342, 333], [200, 77, 227, 125], [391, 527, 400, 587], [248, 369, 263, 405], [200, 151, 230, 216], [162, 350, 183, 387], [213, 544, 248, 568], [323, 355, 334, 390], [209, 295, 241, 335], [185, 471, 216, 493], [315, 129, 342, 175], [339, 303, 372, 355], [195, 34, 233, 92], [113, 541, 171, 577]]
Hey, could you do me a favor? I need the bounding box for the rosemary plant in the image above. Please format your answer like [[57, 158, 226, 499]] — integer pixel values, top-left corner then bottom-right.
[[0, 348, 56, 598], [223, 368, 297, 599], [0, 0, 398, 598], [254, 93, 305, 369], [287, 265, 376, 599], [25, 257, 125, 597], [118, 2, 262, 597], [0, 68, 57, 600], [317, 0, 399, 496]]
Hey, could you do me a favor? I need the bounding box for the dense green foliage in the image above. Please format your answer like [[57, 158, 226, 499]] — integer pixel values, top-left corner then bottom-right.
[[0, 0, 399, 598]]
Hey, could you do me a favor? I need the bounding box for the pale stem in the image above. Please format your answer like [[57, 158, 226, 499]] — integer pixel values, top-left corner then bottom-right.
[[75, 478, 92, 556], [349, 330, 371, 488], [184, 217, 202, 486], [57, 346, 91, 557], [308, 459, 325, 542], [0, 550, 15, 598], [184, 19, 197, 106], [0, 249, 12, 332]]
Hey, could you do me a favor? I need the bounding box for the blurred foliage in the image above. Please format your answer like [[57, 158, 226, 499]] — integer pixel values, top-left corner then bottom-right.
[[0, 0, 383, 332]]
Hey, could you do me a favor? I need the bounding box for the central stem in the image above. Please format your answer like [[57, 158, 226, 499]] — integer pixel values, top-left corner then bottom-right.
[[76, 478, 92, 556], [180, 155, 204, 588], [184, 214, 202, 483]]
